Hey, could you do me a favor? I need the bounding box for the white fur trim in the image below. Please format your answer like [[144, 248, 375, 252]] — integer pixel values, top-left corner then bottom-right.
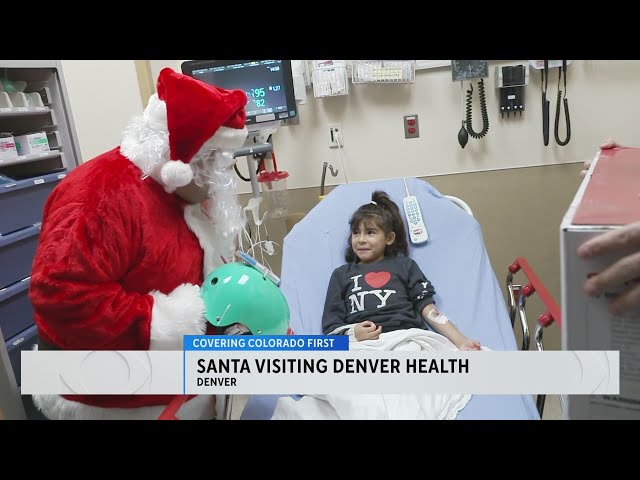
[[149, 283, 207, 350], [32, 393, 216, 420], [142, 93, 168, 131], [183, 204, 224, 277], [160, 160, 194, 192], [120, 93, 171, 189], [209, 125, 248, 150]]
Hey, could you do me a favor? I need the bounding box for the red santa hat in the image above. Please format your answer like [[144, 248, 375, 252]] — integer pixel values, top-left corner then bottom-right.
[[155, 68, 248, 190]]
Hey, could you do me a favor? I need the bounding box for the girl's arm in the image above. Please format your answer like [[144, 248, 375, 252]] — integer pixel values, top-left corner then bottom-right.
[[406, 258, 480, 350], [421, 304, 481, 350]]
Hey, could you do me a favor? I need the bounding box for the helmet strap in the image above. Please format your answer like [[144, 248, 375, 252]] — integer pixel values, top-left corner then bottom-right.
[[224, 323, 251, 335]]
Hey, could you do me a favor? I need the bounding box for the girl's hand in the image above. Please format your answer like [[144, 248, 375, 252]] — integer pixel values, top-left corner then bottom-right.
[[354, 321, 382, 341], [458, 339, 481, 351]]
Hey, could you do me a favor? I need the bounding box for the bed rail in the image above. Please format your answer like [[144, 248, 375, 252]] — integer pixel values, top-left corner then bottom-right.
[[444, 195, 474, 217], [506, 257, 562, 418]]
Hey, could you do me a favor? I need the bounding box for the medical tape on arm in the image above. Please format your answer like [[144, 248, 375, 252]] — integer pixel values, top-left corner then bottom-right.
[[328, 324, 358, 341], [345, 325, 358, 342], [426, 308, 450, 325]]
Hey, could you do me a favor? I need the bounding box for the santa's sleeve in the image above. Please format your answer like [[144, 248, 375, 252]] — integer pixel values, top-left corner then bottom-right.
[[29, 182, 206, 351]]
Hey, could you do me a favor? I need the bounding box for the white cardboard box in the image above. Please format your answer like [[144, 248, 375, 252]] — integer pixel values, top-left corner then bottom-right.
[[561, 147, 640, 419], [14, 132, 50, 156], [0, 134, 18, 161]]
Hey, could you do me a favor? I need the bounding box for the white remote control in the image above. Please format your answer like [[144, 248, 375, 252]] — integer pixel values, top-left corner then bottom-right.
[[402, 195, 429, 244]]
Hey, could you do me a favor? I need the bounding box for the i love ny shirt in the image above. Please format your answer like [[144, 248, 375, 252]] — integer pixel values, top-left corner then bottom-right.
[[322, 255, 436, 334]]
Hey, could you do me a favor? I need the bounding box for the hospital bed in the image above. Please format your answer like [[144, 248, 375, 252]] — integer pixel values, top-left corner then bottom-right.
[[239, 177, 541, 420]]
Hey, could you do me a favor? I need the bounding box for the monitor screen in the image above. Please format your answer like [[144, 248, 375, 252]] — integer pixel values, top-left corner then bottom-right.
[[181, 60, 298, 129]]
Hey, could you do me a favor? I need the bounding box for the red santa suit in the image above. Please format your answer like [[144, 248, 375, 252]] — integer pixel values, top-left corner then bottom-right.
[[29, 68, 248, 420]]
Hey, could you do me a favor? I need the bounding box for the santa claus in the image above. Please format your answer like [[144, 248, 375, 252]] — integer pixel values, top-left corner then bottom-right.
[[29, 68, 249, 420]]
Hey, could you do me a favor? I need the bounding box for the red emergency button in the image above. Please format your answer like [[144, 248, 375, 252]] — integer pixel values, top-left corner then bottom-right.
[[408, 127, 416, 134], [407, 119, 416, 126]]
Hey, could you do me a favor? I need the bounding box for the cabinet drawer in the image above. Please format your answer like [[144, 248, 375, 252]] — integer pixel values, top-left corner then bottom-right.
[[0, 278, 34, 341], [0, 171, 65, 235], [0, 224, 40, 289]]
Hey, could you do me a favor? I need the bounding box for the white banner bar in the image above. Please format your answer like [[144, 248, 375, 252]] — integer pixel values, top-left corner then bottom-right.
[[21, 351, 183, 395], [21, 350, 620, 396]]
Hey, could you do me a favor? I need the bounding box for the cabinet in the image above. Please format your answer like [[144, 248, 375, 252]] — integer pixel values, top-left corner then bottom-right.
[[0, 60, 81, 419]]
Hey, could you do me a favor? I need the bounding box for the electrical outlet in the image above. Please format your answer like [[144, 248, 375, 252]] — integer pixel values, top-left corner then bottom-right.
[[404, 114, 419, 139], [328, 124, 343, 148]]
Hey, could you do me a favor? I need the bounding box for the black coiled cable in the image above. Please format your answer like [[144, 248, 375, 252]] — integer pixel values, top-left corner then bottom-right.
[[554, 90, 571, 146], [465, 78, 489, 139], [554, 62, 571, 146]]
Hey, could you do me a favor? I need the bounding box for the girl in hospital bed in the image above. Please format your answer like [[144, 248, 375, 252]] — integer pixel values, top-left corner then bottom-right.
[[322, 190, 481, 350]]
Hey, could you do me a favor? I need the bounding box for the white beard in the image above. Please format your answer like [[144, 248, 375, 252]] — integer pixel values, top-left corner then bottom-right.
[[191, 150, 245, 264]]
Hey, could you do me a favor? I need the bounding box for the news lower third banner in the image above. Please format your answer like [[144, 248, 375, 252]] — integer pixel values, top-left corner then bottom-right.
[[20, 335, 619, 396]]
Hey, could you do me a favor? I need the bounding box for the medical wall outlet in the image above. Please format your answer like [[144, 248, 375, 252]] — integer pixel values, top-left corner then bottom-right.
[[328, 124, 343, 148], [402, 195, 429, 244], [495, 64, 528, 118], [404, 114, 420, 139]]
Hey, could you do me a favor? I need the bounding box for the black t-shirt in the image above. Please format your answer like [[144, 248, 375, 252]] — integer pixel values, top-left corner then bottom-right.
[[322, 255, 436, 335]]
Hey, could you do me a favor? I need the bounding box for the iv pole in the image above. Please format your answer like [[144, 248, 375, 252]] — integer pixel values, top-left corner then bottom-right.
[[232, 128, 276, 226], [233, 142, 273, 199]]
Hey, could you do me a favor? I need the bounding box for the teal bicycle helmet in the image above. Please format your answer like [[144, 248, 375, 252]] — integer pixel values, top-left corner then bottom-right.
[[201, 262, 290, 335]]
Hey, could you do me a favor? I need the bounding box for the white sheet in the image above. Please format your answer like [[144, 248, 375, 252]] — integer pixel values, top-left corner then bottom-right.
[[271, 328, 475, 420]]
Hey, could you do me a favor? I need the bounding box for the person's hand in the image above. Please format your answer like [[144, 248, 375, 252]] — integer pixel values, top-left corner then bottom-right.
[[581, 137, 623, 176], [577, 221, 640, 316], [600, 137, 622, 150], [457, 338, 482, 351], [354, 321, 382, 341]]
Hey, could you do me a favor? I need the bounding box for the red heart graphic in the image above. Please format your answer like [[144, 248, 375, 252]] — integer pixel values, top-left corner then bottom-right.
[[365, 271, 391, 289]]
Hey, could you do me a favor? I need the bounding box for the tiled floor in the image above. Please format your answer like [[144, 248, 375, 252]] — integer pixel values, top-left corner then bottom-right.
[[229, 394, 566, 420]]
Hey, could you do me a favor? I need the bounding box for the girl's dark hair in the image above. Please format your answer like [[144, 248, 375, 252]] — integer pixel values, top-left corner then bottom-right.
[[345, 190, 408, 263]]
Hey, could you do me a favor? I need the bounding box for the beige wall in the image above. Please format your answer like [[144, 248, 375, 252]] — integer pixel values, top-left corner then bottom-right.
[[134, 61, 155, 109], [426, 165, 582, 351], [61, 60, 142, 162]]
